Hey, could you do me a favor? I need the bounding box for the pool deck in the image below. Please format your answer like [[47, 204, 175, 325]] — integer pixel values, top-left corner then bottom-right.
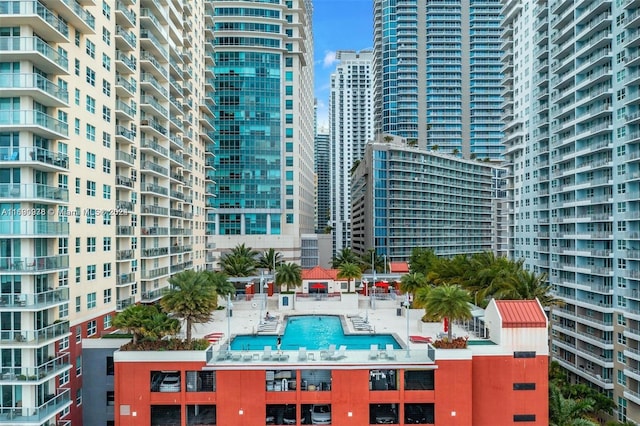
[[187, 294, 485, 367]]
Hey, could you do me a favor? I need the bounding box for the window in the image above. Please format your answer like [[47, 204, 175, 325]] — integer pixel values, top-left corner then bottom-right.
[[102, 27, 111, 44], [59, 303, 68, 319], [75, 296, 81, 312], [58, 270, 68, 287], [86, 40, 95, 58], [514, 415, 536, 422], [74, 59, 80, 76], [87, 320, 97, 336], [86, 180, 96, 196], [87, 292, 96, 309], [106, 356, 114, 375], [75, 237, 81, 253], [103, 158, 111, 173], [102, 106, 111, 122], [60, 370, 69, 385], [74, 118, 80, 135], [404, 370, 434, 390], [74, 89, 80, 105], [106, 391, 115, 406], [103, 211, 111, 225], [513, 383, 536, 390], [102, 131, 111, 148], [60, 336, 70, 351], [86, 152, 96, 168], [86, 124, 96, 141], [103, 237, 111, 251], [104, 288, 112, 303], [513, 351, 536, 358], [74, 30, 81, 46], [102, 53, 111, 71], [103, 184, 111, 199], [104, 314, 112, 329], [87, 265, 96, 281], [86, 67, 95, 85], [59, 238, 68, 255], [86, 237, 96, 252], [58, 174, 68, 189], [85, 209, 96, 225], [76, 357, 83, 377], [102, 0, 110, 18], [103, 79, 111, 96], [103, 262, 111, 277], [75, 266, 81, 283]]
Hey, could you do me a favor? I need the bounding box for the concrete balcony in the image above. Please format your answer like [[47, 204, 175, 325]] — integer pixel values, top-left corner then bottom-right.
[[141, 286, 168, 303], [0, 255, 69, 274], [0, 183, 68, 203], [0, 0, 70, 42], [0, 109, 68, 139], [0, 36, 68, 74], [116, 296, 135, 311], [0, 353, 71, 383], [0, 146, 68, 170], [0, 388, 70, 423], [0, 73, 68, 107], [117, 272, 135, 286], [0, 287, 68, 310], [2, 320, 70, 345], [0, 220, 68, 237]]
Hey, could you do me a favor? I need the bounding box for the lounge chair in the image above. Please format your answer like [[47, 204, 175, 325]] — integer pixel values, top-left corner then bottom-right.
[[216, 349, 230, 361], [329, 345, 347, 360], [409, 335, 433, 344], [262, 345, 272, 360], [298, 347, 308, 361], [385, 344, 396, 360], [320, 344, 337, 359], [369, 344, 379, 359]]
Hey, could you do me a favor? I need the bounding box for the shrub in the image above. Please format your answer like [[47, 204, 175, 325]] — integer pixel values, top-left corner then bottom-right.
[[432, 336, 469, 349], [119, 338, 210, 351]]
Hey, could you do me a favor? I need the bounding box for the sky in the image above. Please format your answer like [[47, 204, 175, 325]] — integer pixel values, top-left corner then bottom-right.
[[312, 0, 373, 130]]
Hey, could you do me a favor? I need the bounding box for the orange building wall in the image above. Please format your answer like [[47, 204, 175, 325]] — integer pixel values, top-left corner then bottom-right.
[[114, 355, 546, 425], [472, 355, 549, 425]]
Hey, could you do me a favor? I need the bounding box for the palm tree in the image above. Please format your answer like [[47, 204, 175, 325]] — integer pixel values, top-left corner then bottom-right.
[[349, 159, 361, 175], [160, 270, 218, 344], [276, 262, 302, 291], [549, 384, 598, 426], [113, 304, 151, 344], [331, 248, 360, 268], [337, 262, 361, 292], [362, 248, 385, 273], [219, 254, 256, 277], [257, 248, 283, 273], [423, 284, 472, 340], [219, 244, 259, 276], [383, 135, 394, 143], [498, 270, 564, 309], [408, 248, 437, 276], [400, 272, 428, 303], [142, 306, 180, 341], [206, 270, 235, 300]]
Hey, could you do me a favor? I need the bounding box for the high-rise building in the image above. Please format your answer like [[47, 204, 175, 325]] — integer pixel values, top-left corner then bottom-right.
[[315, 130, 330, 233], [373, 0, 504, 160], [207, 0, 315, 264], [0, 0, 209, 423], [502, 0, 640, 422], [329, 50, 374, 255], [350, 135, 502, 261]]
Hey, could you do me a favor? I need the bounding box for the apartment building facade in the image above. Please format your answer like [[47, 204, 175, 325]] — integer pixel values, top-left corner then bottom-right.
[[0, 0, 209, 423], [328, 50, 374, 255], [501, 0, 640, 422], [207, 0, 315, 266], [350, 136, 501, 262], [373, 0, 504, 160], [314, 130, 330, 234]]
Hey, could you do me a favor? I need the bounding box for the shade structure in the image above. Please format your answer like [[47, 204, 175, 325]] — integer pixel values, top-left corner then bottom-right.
[[310, 283, 326, 289], [375, 281, 389, 288]]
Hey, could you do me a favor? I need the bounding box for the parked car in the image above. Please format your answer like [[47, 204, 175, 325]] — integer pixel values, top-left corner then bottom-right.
[[405, 405, 427, 424], [374, 405, 397, 424], [283, 405, 297, 425], [310, 404, 331, 425], [159, 373, 180, 392]]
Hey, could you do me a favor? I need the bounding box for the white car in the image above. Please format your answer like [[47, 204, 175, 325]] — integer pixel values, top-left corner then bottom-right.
[[159, 374, 180, 392], [310, 405, 331, 425]]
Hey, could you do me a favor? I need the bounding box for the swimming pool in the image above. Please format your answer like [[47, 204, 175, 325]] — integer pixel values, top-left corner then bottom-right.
[[230, 315, 401, 350]]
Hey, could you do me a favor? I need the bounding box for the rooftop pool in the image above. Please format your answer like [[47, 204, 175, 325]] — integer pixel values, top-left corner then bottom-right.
[[230, 315, 401, 351]]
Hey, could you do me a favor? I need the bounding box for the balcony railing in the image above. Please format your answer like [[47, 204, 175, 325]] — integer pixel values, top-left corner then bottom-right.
[[0, 220, 69, 236], [142, 247, 168, 257], [117, 273, 135, 286], [0, 146, 69, 168], [141, 266, 169, 279], [116, 296, 135, 311], [0, 388, 70, 422], [0, 36, 68, 71], [0, 352, 70, 382], [0, 255, 69, 273], [141, 204, 168, 215], [0, 1, 70, 38], [0, 183, 68, 202], [0, 287, 68, 308], [0, 72, 69, 104], [0, 109, 68, 137], [3, 320, 69, 344]]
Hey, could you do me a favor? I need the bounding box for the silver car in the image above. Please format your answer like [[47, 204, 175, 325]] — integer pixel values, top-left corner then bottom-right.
[[310, 404, 331, 425], [159, 374, 180, 392]]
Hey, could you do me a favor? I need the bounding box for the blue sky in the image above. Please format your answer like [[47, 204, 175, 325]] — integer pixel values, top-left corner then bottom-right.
[[313, 0, 373, 129]]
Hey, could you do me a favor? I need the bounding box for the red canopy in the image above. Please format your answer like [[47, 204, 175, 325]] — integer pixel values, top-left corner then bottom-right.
[[310, 283, 325, 289], [375, 281, 389, 288]]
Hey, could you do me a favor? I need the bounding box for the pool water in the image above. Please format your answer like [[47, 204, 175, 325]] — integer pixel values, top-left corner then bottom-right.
[[230, 315, 401, 351]]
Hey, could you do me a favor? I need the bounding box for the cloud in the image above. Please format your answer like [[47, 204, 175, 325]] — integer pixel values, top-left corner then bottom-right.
[[322, 51, 338, 68]]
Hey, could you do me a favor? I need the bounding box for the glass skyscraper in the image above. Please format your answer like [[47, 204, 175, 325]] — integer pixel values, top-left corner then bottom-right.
[[373, 0, 504, 160], [207, 0, 315, 262]]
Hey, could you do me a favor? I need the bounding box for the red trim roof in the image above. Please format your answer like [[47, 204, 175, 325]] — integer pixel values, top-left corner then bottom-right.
[[494, 300, 547, 328], [301, 266, 339, 280], [389, 262, 409, 273]]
